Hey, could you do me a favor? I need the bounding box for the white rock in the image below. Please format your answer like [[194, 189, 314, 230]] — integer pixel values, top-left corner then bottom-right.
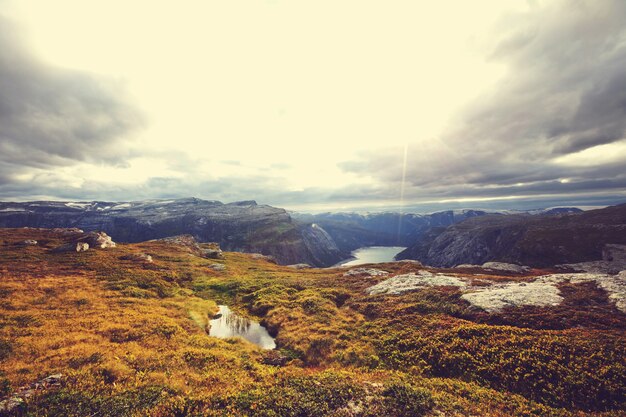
[[365, 271, 466, 295], [343, 268, 389, 277], [462, 281, 563, 312], [462, 272, 626, 313]]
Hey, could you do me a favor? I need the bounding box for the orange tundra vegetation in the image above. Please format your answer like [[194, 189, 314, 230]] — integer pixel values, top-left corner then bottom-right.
[[0, 228, 625, 416]]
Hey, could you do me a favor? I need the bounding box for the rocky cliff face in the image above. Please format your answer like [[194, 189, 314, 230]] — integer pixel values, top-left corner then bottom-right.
[[396, 204, 626, 267], [0, 198, 347, 267], [291, 209, 489, 252]]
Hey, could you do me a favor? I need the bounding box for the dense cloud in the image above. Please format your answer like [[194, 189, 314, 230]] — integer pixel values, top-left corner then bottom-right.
[[340, 0, 626, 205], [1, 2, 626, 212], [0, 16, 143, 180]]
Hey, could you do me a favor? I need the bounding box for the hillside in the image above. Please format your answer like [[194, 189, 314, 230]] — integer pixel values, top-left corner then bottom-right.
[[1, 228, 625, 416], [397, 203, 626, 267], [292, 210, 490, 252], [0, 199, 346, 267]]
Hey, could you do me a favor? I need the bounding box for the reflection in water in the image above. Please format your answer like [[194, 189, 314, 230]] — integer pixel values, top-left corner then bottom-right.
[[208, 305, 276, 349]]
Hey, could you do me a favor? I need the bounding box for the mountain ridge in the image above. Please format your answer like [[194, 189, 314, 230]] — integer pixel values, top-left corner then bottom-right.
[[0, 198, 347, 267], [396, 203, 626, 267]]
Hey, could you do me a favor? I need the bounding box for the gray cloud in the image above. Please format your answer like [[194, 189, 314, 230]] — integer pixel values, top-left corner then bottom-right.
[[0, 16, 143, 181], [340, 0, 626, 207], [2, 2, 625, 213]]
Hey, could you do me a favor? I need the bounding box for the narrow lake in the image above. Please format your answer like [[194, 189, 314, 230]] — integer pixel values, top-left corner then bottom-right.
[[339, 246, 407, 266], [208, 305, 276, 349]]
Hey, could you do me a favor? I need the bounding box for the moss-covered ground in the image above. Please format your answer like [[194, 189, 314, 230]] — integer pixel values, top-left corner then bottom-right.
[[0, 228, 624, 416]]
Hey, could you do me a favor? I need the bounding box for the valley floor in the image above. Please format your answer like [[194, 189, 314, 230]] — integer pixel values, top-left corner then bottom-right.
[[0, 228, 625, 416]]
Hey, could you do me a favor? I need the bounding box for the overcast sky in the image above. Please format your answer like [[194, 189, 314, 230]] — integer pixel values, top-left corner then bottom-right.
[[1, 0, 625, 212]]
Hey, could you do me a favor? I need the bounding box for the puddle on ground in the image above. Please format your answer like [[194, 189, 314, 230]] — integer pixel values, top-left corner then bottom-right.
[[208, 305, 276, 349]]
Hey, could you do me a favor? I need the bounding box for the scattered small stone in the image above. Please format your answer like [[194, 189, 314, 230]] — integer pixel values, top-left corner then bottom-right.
[[16, 239, 38, 246], [365, 271, 467, 295]]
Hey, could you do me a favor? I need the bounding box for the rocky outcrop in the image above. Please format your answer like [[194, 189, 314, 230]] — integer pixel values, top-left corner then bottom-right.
[[49, 231, 116, 253], [557, 244, 626, 274], [77, 231, 116, 248], [343, 268, 389, 277], [0, 198, 346, 267], [287, 263, 312, 269], [365, 271, 467, 295], [462, 273, 626, 313], [202, 244, 224, 259], [461, 280, 563, 312], [396, 203, 626, 268], [364, 269, 626, 314]]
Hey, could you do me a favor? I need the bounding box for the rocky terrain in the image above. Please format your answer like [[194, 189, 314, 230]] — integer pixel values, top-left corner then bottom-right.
[[0, 198, 347, 267], [396, 203, 626, 268]]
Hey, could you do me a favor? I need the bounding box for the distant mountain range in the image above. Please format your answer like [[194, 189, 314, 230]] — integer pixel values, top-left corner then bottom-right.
[[0, 198, 345, 267], [396, 203, 626, 267], [1, 197, 611, 268]]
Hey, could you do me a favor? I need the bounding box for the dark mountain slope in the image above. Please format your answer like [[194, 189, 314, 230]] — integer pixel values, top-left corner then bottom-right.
[[0, 198, 347, 266], [396, 203, 626, 267], [292, 209, 489, 252]]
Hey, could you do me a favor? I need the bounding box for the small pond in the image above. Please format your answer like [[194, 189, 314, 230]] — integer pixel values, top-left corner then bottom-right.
[[208, 305, 276, 349]]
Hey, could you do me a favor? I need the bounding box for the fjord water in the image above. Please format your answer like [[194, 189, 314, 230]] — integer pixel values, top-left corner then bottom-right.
[[340, 246, 407, 266], [208, 305, 276, 349]]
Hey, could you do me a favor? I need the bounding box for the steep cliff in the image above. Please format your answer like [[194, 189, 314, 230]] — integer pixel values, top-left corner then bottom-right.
[[396, 203, 626, 267], [291, 209, 489, 252]]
